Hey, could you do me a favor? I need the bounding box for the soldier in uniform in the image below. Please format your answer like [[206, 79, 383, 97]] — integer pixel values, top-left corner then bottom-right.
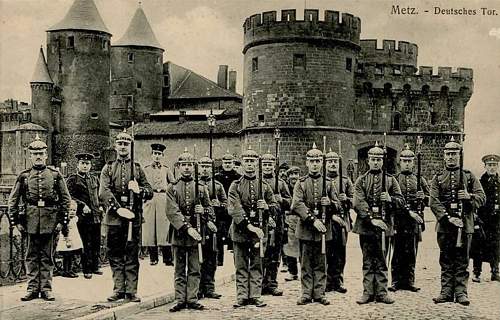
[[198, 154, 226, 299], [389, 146, 429, 292], [471, 154, 500, 282], [99, 131, 153, 302], [166, 149, 216, 312], [142, 143, 175, 266], [66, 153, 103, 279], [227, 147, 278, 308], [292, 144, 341, 306], [353, 144, 405, 305], [8, 135, 71, 301], [214, 151, 241, 261], [324, 150, 354, 294], [430, 138, 485, 306], [261, 152, 291, 296], [283, 166, 301, 281]]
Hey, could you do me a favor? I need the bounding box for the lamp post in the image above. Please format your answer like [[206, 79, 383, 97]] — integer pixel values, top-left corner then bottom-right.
[[274, 127, 281, 186], [207, 109, 216, 159]]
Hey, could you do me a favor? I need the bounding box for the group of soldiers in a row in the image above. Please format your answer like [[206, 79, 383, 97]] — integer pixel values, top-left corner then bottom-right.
[[7, 132, 500, 311]]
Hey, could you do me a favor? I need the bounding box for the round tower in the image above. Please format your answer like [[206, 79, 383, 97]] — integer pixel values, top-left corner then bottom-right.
[[45, 0, 111, 171], [110, 5, 164, 126], [30, 47, 54, 130]]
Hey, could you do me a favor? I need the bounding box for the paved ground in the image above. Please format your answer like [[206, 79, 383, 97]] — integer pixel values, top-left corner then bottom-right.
[[124, 214, 500, 320]]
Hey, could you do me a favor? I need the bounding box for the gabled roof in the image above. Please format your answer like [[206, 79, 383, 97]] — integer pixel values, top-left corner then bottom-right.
[[30, 48, 53, 84], [47, 0, 110, 34], [114, 6, 162, 49], [165, 62, 242, 100]]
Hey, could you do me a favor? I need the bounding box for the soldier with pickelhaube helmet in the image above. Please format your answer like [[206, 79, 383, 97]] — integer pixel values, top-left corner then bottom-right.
[[283, 165, 301, 282], [429, 137, 485, 306], [8, 134, 71, 301], [471, 153, 500, 282], [353, 142, 405, 305], [99, 130, 153, 303], [165, 148, 215, 312], [66, 152, 103, 279], [292, 143, 341, 306], [214, 150, 241, 261], [197, 154, 226, 299], [227, 146, 278, 308], [260, 151, 291, 296], [389, 145, 430, 292], [324, 148, 354, 294]]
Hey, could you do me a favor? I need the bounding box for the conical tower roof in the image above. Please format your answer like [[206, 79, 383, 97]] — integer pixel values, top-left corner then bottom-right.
[[47, 0, 110, 34], [114, 6, 162, 49], [30, 47, 53, 84]]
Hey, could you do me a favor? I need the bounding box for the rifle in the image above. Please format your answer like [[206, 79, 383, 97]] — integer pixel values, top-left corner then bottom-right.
[[321, 136, 327, 255], [456, 134, 464, 247], [127, 123, 135, 242], [194, 144, 204, 263], [416, 136, 424, 242], [338, 140, 347, 246], [210, 160, 218, 252], [258, 139, 265, 258], [381, 134, 387, 258]]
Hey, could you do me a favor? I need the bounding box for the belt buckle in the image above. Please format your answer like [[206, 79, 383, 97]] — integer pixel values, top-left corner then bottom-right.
[[250, 210, 256, 218], [37, 200, 45, 207], [372, 206, 379, 213], [120, 196, 128, 203], [495, 204, 499, 210], [450, 203, 458, 209]]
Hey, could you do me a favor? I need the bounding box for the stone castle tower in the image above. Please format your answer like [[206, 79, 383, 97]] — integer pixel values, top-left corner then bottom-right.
[[242, 9, 473, 178], [110, 5, 164, 126]]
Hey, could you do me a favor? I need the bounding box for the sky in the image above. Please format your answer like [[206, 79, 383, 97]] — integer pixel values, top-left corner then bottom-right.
[[1, 0, 499, 174]]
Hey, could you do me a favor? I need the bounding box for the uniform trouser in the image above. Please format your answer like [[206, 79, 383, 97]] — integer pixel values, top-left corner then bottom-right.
[[77, 222, 101, 274], [359, 234, 389, 298], [472, 231, 500, 275], [287, 256, 298, 276], [233, 241, 263, 301], [107, 224, 140, 295], [173, 245, 201, 304], [391, 232, 418, 288], [437, 232, 472, 298], [200, 234, 218, 294], [149, 246, 173, 264], [326, 224, 348, 289], [263, 227, 283, 291], [26, 233, 55, 293], [216, 220, 229, 265], [299, 240, 327, 300]]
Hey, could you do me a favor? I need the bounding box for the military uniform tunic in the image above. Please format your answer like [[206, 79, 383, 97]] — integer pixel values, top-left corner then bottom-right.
[[391, 172, 430, 289], [66, 172, 102, 274], [8, 165, 71, 294], [430, 168, 485, 299], [215, 169, 241, 254], [99, 158, 153, 296], [326, 172, 354, 291], [291, 173, 341, 300], [353, 170, 405, 298], [166, 175, 214, 304], [227, 175, 278, 301]]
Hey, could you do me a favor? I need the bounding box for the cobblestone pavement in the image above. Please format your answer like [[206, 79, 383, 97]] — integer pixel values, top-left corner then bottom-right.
[[125, 216, 500, 320]]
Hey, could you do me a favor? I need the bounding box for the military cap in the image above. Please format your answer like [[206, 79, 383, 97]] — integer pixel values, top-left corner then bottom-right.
[[279, 162, 290, 171], [178, 148, 195, 163], [234, 159, 241, 166], [261, 151, 276, 162], [306, 143, 323, 159], [368, 142, 384, 158], [222, 150, 235, 161], [28, 134, 47, 151], [241, 146, 259, 159], [482, 154, 500, 164], [75, 153, 94, 161], [198, 153, 212, 165], [444, 136, 461, 152], [286, 166, 301, 175], [115, 130, 133, 144], [325, 148, 340, 160], [399, 144, 415, 160], [151, 143, 166, 152]]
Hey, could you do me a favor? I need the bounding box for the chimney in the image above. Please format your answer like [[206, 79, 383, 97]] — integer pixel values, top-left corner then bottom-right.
[[217, 65, 228, 89], [228, 70, 237, 92]]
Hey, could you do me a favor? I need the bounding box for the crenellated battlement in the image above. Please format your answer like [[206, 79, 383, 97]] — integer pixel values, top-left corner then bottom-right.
[[359, 39, 418, 67], [243, 9, 361, 53]]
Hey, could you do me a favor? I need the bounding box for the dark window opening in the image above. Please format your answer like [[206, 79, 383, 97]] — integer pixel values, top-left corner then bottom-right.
[[257, 114, 265, 121], [345, 57, 352, 72], [67, 36, 74, 48], [252, 57, 258, 72], [90, 113, 99, 120], [393, 66, 401, 75], [375, 64, 384, 75], [128, 53, 135, 63], [430, 111, 437, 125], [393, 113, 401, 131], [137, 81, 142, 89], [163, 75, 169, 87], [93, 152, 101, 159], [126, 96, 133, 108], [293, 54, 306, 70], [305, 105, 316, 120]]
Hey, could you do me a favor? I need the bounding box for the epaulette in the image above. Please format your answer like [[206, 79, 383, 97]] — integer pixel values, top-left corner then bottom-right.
[[298, 175, 308, 182], [47, 165, 60, 172], [234, 176, 244, 183]]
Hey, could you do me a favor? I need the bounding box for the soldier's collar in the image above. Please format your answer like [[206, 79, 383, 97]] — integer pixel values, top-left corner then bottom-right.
[[263, 173, 274, 179], [401, 170, 413, 175], [327, 171, 338, 178], [308, 172, 321, 179], [33, 164, 46, 170], [369, 169, 382, 174], [243, 174, 256, 181], [117, 156, 131, 163], [77, 171, 88, 178], [153, 161, 161, 168], [200, 175, 211, 181], [445, 166, 459, 172], [180, 175, 193, 182]]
